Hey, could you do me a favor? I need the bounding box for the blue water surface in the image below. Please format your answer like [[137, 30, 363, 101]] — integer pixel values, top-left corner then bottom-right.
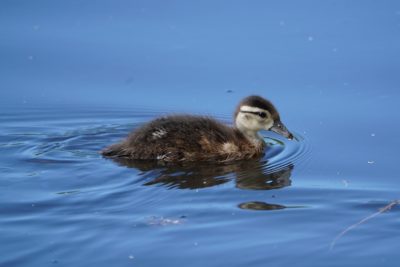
[[1, 1, 400, 266]]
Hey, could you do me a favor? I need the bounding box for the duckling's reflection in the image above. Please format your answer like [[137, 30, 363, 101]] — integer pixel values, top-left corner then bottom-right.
[[112, 158, 294, 210], [112, 157, 293, 194]]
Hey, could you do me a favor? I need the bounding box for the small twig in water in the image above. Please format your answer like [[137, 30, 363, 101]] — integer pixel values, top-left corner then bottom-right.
[[330, 200, 400, 250]]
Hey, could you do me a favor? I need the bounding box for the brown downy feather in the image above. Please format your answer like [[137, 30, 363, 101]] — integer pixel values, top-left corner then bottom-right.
[[101, 115, 264, 162]]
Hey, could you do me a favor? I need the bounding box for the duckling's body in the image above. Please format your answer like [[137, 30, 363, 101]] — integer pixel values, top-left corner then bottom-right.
[[102, 96, 292, 162], [102, 115, 264, 162]]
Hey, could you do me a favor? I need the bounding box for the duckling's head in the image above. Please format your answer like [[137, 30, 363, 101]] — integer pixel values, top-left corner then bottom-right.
[[235, 95, 293, 141]]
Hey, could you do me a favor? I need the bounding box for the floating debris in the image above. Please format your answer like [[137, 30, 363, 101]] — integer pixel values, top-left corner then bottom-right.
[[367, 160, 375, 164], [330, 200, 400, 250], [56, 190, 80, 196], [146, 216, 185, 226]]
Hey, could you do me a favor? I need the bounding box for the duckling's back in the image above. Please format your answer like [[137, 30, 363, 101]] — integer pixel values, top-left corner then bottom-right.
[[102, 115, 262, 162]]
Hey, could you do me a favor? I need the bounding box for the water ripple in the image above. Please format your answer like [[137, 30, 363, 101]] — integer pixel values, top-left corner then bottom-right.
[[2, 109, 311, 193]]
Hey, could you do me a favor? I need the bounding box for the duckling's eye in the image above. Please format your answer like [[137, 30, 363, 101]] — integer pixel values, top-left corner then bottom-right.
[[258, 112, 267, 118]]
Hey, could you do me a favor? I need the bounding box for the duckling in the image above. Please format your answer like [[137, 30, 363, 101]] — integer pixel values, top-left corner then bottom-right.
[[102, 95, 293, 162]]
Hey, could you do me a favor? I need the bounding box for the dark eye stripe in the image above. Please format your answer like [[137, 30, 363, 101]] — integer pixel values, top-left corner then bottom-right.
[[241, 110, 267, 118]]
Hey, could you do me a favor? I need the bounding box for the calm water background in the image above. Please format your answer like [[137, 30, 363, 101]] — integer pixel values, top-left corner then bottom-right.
[[1, 1, 400, 266]]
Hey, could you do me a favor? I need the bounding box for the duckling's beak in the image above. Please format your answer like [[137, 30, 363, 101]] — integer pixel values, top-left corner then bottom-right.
[[270, 121, 293, 140]]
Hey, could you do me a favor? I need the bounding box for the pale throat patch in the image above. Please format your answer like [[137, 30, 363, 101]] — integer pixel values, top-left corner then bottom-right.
[[236, 105, 274, 143]]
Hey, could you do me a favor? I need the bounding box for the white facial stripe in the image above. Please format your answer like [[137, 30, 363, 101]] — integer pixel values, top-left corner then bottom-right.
[[240, 105, 272, 119], [240, 105, 267, 113]]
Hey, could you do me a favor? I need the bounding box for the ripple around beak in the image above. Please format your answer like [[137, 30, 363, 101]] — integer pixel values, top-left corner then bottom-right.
[[270, 121, 293, 140]]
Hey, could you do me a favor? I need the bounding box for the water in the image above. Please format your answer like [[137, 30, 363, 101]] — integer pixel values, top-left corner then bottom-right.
[[1, 1, 400, 266]]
